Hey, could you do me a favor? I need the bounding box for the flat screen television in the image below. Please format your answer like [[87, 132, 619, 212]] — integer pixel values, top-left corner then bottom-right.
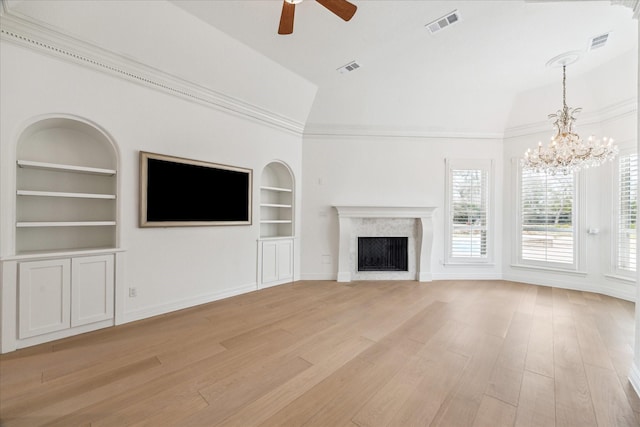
[[139, 151, 252, 227]]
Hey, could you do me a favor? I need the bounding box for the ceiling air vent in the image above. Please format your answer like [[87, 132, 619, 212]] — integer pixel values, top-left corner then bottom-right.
[[588, 32, 610, 51], [426, 10, 460, 34], [337, 61, 361, 74]]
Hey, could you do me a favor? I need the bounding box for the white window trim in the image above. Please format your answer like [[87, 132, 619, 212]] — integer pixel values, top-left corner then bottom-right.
[[512, 158, 586, 273], [444, 158, 494, 265], [611, 148, 637, 279]]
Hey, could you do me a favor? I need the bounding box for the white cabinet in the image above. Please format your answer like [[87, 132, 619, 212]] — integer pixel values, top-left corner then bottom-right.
[[18, 259, 71, 339], [18, 255, 114, 339], [259, 238, 294, 288], [71, 255, 115, 327]]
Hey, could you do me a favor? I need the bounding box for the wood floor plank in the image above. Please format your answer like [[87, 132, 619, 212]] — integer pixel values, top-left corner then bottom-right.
[[554, 365, 598, 427], [487, 311, 533, 406], [387, 349, 469, 426], [430, 333, 504, 427], [472, 395, 517, 427], [583, 363, 638, 427], [216, 336, 375, 427], [0, 280, 636, 427], [350, 353, 431, 427], [181, 355, 313, 426], [515, 370, 556, 427]]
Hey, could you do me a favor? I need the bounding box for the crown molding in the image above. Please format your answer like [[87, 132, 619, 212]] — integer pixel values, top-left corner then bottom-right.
[[0, 9, 305, 136], [304, 96, 637, 141], [503, 97, 638, 139], [303, 124, 504, 141]]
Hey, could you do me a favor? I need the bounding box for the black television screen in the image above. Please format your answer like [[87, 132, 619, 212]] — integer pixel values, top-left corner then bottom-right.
[[139, 151, 252, 227]]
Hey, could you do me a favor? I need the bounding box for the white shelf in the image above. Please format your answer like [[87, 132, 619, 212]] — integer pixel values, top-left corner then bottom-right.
[[17, 160, 116, 176], [17, 190, 116, 199], [17, 221, 116, 228], [260, 203, 292, 208], [260, 186, 292, 193], [260, 220, 292, 224]]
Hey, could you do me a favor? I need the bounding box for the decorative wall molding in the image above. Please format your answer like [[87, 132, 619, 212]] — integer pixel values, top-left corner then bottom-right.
[[0, 12, 306, 135], [503, 97, 638, 139], [305, 96, 637, 141], [304, 123, 504, 141]]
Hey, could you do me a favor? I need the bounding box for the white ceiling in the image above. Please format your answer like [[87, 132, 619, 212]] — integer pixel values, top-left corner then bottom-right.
[[171, 0, 638, 135], [3, 0, 637, 136]]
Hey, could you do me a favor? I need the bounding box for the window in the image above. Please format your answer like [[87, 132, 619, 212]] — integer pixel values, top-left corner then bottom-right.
[[519, 168, 575, 267], [445, 159, 492, 264], [614, 153, 637, 275]]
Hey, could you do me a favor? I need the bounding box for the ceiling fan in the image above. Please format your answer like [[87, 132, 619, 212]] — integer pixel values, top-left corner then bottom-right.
[[278, 0, 357, 35]]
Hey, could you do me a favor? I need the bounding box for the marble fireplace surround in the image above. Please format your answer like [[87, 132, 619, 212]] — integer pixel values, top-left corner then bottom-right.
[[334, 206, 437, 283]]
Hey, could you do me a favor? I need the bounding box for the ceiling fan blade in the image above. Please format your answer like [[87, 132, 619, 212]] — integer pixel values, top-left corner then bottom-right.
[[315, 0, 357, 21], [278, 1, 295, 35]]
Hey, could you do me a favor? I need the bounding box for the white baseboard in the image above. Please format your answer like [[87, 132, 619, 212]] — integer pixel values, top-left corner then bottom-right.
[[629, 362, 640, 399], [431, 272, 503, 280], [123, 283, 257, 324], [299, 273, 336, 281], [502, 272, 636, 302], [337, 272, 351, 282], [417, 272, 433, 282]]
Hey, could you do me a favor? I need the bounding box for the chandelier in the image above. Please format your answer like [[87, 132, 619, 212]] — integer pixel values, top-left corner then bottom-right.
[[522, 64, 617, 175]]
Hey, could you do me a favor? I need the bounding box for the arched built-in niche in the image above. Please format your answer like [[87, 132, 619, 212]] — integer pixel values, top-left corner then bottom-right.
[[15, 117, 119, 254], [259, 161, 294, 238], [258, 161, 295, 288], [1, 116, 121, 353]]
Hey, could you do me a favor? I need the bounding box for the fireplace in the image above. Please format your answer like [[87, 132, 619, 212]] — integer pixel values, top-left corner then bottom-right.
[[333, 206, 437, 282], [358, 237, 408, 271]]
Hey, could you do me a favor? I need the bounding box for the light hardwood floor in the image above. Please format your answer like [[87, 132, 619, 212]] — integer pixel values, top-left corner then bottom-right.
[[1, 280, 639, 427]]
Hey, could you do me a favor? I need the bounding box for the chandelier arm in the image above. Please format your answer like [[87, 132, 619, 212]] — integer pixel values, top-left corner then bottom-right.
[[521, 62, 617, 175]]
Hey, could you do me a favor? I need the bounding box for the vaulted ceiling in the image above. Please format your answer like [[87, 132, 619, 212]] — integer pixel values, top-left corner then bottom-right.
[[171, 0, 637, 136], [3, 0, 638, 137]]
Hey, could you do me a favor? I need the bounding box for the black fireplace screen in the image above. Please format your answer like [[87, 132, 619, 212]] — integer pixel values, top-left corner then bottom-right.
[[358, 237, 408, 272]]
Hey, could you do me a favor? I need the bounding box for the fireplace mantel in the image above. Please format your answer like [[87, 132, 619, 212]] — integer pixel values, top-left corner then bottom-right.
[[333, 206, 437, 283]]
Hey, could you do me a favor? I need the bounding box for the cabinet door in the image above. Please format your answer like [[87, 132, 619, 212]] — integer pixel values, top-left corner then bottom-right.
[[18, 259, 71, 339], [261, 241, 279, 284], [71, 255, 114, 327], [277, 240, 293, 281]]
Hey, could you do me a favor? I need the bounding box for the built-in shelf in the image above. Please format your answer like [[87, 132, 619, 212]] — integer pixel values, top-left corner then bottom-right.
[[17, 221, 117, 228], [260, 185, 292, 193], [17, 190, 116, 199], [17, 160, 116, 176], [260, 162, 294, 239]]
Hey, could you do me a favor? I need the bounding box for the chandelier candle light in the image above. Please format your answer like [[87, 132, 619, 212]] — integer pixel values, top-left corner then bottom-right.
[[522, 63, 617, 175]]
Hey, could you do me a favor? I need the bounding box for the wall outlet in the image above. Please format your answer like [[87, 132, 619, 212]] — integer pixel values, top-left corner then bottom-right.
[[129, 287, 137, 297]]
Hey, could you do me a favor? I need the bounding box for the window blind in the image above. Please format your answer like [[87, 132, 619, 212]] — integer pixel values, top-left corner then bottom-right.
[[617, 153, 637, 272], [521, 169, 574, 264], [450, 169, 488, 258]]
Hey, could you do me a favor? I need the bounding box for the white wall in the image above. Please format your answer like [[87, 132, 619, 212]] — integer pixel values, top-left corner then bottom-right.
[[0, 38, 307, 323], [300, 135, 504, 281]]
